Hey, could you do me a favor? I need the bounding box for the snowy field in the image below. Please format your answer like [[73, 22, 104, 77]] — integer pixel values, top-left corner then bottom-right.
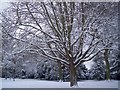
[[0, 78, 119, 88]]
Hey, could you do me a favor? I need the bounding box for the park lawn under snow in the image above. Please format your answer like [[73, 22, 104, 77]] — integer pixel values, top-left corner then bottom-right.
[[0, 78, 119, 88]]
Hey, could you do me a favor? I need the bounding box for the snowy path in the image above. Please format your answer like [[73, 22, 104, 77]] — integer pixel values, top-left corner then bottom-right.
[[0, 78, 119, 88]]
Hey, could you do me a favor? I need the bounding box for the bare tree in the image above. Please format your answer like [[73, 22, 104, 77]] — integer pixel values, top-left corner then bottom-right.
[[1, 2, 118, 86]]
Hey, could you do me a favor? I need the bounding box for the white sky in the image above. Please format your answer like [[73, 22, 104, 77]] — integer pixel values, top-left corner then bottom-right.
[[0, 1, 9, 12], [84, 61, 94, 70]]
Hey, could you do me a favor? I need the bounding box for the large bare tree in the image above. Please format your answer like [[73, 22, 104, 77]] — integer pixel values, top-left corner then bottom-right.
[[1, 2, 118, 86]]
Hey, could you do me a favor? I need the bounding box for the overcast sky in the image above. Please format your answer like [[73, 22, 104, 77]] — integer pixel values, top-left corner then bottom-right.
[[0, 0, 11, 12]]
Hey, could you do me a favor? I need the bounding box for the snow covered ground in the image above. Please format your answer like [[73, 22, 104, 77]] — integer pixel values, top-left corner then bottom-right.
[[0, 78, 119, 88]]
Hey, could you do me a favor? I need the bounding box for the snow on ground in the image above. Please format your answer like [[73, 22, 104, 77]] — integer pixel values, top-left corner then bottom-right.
[[0, 78, 119, 88]]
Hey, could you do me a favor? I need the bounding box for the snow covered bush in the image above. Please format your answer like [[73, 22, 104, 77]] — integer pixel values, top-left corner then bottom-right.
[[89, 59, 105, 80], [77, 64, 88, 80], [36, 60, 59, 80]]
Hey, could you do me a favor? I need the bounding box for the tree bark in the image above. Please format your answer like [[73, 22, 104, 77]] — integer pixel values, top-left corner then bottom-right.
[[57, 60, 63, 81], [69, 58, 77, 87], [5, 67, 8, 79], [12, 68, 15, 81], [104, 49, 110, 80]]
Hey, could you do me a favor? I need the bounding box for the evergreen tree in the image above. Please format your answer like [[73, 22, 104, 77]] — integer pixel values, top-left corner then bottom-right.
[[89, 58, 105, 80]]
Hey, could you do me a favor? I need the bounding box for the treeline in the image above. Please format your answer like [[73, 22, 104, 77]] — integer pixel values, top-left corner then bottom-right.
[[2, 51, 120, 81]]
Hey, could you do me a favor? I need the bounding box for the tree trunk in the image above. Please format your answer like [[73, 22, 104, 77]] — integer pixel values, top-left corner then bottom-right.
[[12, 68, 15, 81], [57, 60, 63, 81], [5, 67, 8, 79], [69, 59, 77, 87], [104, 49, 110, 80]]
